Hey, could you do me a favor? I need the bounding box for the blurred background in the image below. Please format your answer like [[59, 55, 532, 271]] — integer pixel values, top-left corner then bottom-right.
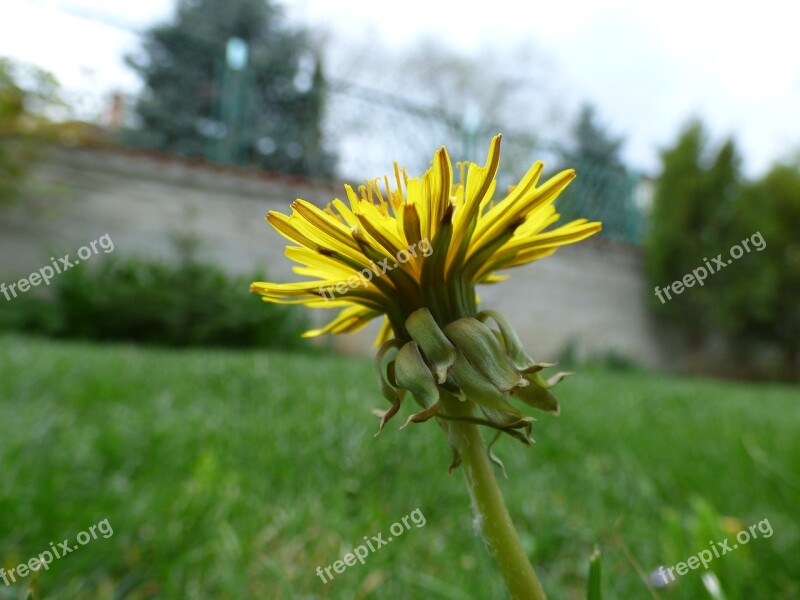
[[1, 1, 798, 599]]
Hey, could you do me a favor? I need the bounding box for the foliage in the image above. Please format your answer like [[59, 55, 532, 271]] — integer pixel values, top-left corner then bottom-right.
[[645, 119, 799, 378], [1, 250, 310, 350], [126, 0, 335, 177], [644, 120, 742, 335], [657, 497, 755, 600], [0, 58, 63, 203], [586, 547, 602, 600], [716, 162, 800, 376], [556, 104, 640, 243], [568, 104, 626, 168], [0, 336, 797, 599]]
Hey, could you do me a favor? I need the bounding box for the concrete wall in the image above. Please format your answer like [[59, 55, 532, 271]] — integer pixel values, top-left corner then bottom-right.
[[0, 147, 676, 368], [0, 147, 335, 282]]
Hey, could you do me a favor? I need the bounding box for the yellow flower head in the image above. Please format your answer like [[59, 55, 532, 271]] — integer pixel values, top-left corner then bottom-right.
[[253, 135, 603, 446], [251, 134, 601, 346]]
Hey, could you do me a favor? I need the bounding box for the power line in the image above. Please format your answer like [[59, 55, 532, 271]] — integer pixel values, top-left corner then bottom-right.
[[46, 1, 149, 35]]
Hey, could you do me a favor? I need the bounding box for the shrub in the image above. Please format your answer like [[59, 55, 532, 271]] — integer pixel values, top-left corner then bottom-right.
[[1, 252, 311, 350]]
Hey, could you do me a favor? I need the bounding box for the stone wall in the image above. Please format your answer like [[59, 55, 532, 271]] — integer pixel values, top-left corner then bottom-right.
[[0, 147, 677, 368]]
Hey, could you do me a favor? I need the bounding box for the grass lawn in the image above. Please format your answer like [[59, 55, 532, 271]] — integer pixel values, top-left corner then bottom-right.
[[0, 333, 798, 599]]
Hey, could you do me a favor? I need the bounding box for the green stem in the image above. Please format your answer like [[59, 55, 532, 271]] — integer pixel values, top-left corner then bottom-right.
[[441, 393, 548, 600]]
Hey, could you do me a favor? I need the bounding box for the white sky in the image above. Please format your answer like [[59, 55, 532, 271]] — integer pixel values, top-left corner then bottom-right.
[[1, 0, 799, 176]]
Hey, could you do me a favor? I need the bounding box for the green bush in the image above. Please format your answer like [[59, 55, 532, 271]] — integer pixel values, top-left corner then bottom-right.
[[645, 118, 800, 379], [717, 162, 800, 377], [1, 252, 311, 350], [644, 120, 741, 336]]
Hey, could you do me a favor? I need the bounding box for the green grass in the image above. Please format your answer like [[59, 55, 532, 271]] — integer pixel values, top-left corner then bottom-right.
[[0, 334, 798, 599]]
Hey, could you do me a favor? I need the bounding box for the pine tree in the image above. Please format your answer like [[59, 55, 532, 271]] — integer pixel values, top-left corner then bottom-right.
[[557, 104, 637, 242], [126, 0, 334, 176]]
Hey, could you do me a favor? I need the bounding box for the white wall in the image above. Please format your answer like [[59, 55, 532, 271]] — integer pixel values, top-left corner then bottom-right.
[[0, 147, 677, 368]]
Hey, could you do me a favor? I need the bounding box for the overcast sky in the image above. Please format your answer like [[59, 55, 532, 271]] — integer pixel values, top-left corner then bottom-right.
[[2, 0, 799, 176]]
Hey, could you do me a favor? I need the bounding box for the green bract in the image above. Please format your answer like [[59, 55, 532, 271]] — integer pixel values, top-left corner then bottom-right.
[[373, 307, 570, 469]]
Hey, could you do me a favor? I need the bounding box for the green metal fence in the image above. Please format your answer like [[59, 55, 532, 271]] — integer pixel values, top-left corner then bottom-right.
[[324, 81, 646, 245]]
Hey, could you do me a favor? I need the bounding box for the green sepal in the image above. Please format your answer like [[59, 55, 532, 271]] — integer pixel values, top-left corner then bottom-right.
[[405, 308, 456, 383], [487, 431, 508, 479], [477, 311, 563, 384], [528, 369, 571, 390], [520, 361, 558, 374], [374, 394, 403, 437], [477, 309, 537, 370], [480, 406, 534, 432], [448, 446, 462, 475], [374, 338, 404, 404], [447, 349, 525, 416], [547, 371, 572, 387], [510, 373, 560, 414], [400, 400, 440, 429], [394, 341, 440, 409], [444, 317, 527, 391], [436, 412, 535, 446], [480, 407, 535, 446]]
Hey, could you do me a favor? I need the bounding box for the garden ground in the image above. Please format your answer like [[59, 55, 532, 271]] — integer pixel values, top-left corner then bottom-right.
[[0, 334, 798, 599]]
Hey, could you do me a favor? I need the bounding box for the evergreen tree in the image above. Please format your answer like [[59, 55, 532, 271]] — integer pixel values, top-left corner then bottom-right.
[[719, 163, 800, 378], [570, 104, 625, 167], [644, 120, 742, 336], [126, 0, 334, 176], [557, 104, 637, 242]]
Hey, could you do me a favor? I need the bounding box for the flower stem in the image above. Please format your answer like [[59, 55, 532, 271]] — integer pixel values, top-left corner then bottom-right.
[[441, 393, 548, 600]]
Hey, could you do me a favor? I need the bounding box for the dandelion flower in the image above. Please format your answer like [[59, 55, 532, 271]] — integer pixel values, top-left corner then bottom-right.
[[251, 135, 601, 600]]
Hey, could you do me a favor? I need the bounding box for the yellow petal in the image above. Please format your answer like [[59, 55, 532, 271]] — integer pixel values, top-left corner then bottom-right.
[[375, 316, 394, 347], [302, 305, 381, 337], [471, 165, 568, 255], [449, 134, 501, 267]]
